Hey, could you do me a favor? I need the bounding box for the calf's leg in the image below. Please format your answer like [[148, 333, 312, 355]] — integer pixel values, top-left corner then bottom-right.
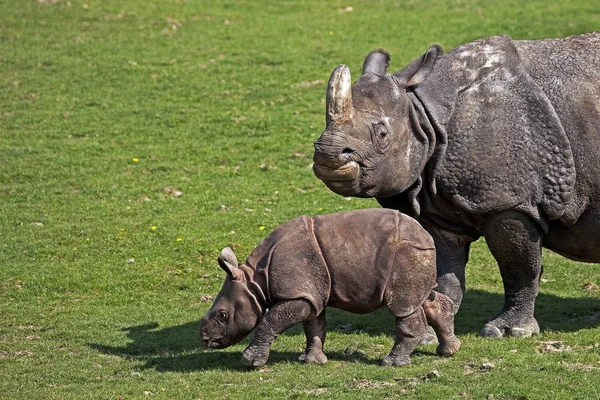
[[423, 291, 461, 356], [420, 225, 473, 345], [242, 299, 312, 367], [382, 308, 427, 366], [298, 310, 328, 364]]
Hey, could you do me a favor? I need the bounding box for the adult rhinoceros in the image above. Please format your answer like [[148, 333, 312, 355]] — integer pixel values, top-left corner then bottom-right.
[[312, 32, 600, 338]]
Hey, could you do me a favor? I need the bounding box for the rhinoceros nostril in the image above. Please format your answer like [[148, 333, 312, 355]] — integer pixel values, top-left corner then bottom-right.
[[341, 148, 356, 162]]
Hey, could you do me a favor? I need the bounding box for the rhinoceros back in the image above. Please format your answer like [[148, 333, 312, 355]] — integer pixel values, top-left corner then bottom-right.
[[312, 209, 436, 316], [420, 34, 585, 228]]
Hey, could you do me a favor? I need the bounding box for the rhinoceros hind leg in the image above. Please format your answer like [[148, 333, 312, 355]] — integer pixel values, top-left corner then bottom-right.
[[423, 291, 461, 356], [419, 325, 439, 345], [299, 311, 328, 364], [382, 308, 427, 367]]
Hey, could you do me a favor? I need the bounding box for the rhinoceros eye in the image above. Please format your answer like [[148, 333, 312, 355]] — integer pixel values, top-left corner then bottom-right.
[[375, 123, 388, 139], [372, 122, 391, 152], [218, 311, 228, 321], [371, 122, 389, 141]]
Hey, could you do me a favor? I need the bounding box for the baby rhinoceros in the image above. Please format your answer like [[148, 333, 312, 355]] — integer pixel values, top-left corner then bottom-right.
[[200, 208, 460, 367]]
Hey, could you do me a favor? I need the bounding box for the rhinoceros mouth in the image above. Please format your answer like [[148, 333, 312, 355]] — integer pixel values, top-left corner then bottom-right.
[[313, 161, 360, 183], [204, 339, 228, 349]]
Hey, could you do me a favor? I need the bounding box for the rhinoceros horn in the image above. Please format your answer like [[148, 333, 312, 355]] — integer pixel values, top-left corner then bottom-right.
[[326, 65, 354, 124]]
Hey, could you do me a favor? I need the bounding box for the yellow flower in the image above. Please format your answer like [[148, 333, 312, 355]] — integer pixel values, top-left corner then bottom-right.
[[259, 226, 265, 231], [176, 237, 182, 242], [151, 226, 157, 231], [132, 157, 139, 162]]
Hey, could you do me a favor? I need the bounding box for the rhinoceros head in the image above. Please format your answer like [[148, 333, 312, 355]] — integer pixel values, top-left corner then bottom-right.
[[200, 247, 263, 349], [313, 46, 440, 198]]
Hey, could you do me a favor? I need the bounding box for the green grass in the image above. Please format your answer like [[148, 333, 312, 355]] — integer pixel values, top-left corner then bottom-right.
[[1, 0, 599, 398]]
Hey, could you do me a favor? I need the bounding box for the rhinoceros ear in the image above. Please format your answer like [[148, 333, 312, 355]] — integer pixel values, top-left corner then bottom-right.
[[218, 247, 243, 280], [362, 49, 391, 76], [393, 44, 442, 87]]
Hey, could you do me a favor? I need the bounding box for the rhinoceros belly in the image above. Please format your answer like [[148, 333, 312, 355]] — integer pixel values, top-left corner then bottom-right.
[[544, 208, 600, 262]]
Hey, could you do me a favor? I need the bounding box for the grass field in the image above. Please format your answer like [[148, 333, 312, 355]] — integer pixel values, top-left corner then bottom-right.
[[1, 0, 599, 398]]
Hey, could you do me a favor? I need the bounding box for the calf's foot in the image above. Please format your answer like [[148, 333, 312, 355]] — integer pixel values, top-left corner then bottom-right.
[[436, 336, 461, 356], [242, 345, 270, 367]]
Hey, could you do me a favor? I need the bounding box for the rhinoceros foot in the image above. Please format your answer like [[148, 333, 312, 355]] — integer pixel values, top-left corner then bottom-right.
[[241, 346, 270, 368], [480, 315, 540, 338], [381, 354, 411, 367], [436, 336, 461, 356], [298, 350, 328, 365]]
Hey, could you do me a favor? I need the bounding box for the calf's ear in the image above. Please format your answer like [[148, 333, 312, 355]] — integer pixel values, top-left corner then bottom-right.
[[362, 49, 390, 76], [218, 247, 243, 280], [393, 44, 442, 87]]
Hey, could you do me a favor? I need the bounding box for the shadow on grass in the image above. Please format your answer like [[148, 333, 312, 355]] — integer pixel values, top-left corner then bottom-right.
[[87, 319, 390, 372], [88, 289, 598, 372]]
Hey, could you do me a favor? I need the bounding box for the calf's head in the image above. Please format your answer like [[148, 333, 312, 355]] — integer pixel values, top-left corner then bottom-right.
[[313, 46, 440, 198], [200, 247, 263, 349]]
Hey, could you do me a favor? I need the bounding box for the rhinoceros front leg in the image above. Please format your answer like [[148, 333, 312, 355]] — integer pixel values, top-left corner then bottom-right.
[[480, 211, 542, 338], [298, 310, 328, 364], [426, 226, 473, 312], [242, 299, 312, 367]]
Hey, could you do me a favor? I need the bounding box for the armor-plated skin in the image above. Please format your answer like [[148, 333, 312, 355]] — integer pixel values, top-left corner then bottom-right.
[[200, 208, 460, 367], [312, 32, 600, 338]]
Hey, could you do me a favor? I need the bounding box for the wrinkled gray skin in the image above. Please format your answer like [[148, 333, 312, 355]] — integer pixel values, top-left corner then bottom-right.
[[313, 32, 600, 338], [200, 208, 460, 367]]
